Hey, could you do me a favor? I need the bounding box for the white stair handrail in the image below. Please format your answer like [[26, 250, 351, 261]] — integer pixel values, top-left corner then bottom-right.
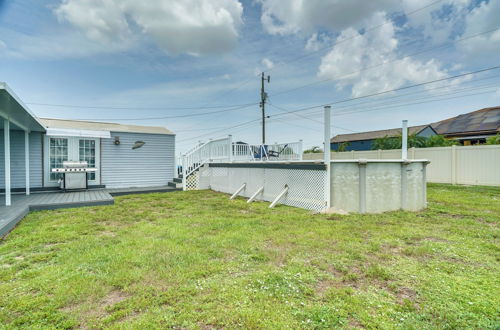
[[181, 136, 232, 190]]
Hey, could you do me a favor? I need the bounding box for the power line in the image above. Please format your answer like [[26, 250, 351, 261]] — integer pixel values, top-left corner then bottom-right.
[[176, 118, 261, 143], [280, 85, 500, 122], [322, 74, 500, 111], [177, 86, 498, 147], [334, 89, 499, 117], [273, 79, 500, 120], [72, 103, 258, 121], [265, 65, 500, 118], [174, 125, 243, 132], [269, 28, 500, 98], [26, 101, 256, 111], [268, 103, 358, 132], [179, 66, 498, 143]]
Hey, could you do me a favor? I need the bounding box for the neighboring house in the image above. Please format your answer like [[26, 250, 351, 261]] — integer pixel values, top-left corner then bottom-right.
[[1, 83, 175, 197], [432, 106, 500, 145], [330, 125, 437, 151]]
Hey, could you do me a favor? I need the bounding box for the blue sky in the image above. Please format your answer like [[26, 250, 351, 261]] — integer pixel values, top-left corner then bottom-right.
[[0, 0, 499, 152]]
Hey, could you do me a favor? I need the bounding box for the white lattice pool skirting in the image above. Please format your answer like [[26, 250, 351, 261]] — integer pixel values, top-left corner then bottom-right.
[[197, 163, 328, 212]]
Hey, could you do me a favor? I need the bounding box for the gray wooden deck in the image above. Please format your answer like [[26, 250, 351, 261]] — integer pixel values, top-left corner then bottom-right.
[[1, 190, 114, 237], [106, 185, 180, 196], [0, 186, 182, 238]]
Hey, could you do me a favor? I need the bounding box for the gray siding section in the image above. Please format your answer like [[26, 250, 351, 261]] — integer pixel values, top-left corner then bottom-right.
[[0, 130, 43, 189], [101, 132, 175, 188], [417, 126, 437, 138]]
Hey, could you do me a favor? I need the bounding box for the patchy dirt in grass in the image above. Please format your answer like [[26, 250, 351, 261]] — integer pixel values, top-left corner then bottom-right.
[[422, 236, 450, 243], [314, 278, 344, 296], [475, 217, 499, 228], [348, 317, 365, 328], [99, 231, 117, 238], [436, 211, 467, 219], [60, 290, 131, 327], [264, 240, 298, 267], [44, 242, 63, 249], [395, 287, 417, 304], [101, 290, 129, 308], [381, 244, 404, 255]]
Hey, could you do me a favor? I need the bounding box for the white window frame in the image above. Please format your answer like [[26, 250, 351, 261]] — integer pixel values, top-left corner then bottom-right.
[[44, 136, 101, 187]]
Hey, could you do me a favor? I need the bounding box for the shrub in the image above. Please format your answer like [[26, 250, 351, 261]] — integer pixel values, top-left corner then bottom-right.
[[372, 134, 458, 150], [486, 133, 500, 145]]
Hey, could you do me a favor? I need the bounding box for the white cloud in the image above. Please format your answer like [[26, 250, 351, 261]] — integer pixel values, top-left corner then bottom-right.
[[456, 0, 500, 57], [253, 58, 275, 75], [258, 0, 400, 35], [55, 0, 244, 56], [305, 33, 331, 52], [261, 58, 274, 70], [318, 13, 448, 97], [401, 0, 473, 44]]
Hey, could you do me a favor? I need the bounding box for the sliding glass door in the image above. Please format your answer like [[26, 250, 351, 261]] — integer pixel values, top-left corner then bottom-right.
[[44, 136, 100, 186]]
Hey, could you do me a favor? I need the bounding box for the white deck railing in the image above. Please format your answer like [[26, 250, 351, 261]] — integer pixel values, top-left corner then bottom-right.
[[181, 136, 303, 189], [232, 142, 303, 161]]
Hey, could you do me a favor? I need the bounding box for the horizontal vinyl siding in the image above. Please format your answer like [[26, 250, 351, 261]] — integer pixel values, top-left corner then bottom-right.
[[0, 131, 43, 189], [101, 132, 175, 188]]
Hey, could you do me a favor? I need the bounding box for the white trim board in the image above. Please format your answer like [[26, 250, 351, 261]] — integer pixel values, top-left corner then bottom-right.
[[46, 128, 111, 139]]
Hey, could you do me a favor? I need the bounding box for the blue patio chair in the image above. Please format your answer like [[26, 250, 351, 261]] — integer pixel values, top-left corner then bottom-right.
[[253, 145, 269, 160]]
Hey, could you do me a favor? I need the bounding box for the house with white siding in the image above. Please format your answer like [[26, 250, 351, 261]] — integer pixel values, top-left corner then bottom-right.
[[1, 83, 176, 208]]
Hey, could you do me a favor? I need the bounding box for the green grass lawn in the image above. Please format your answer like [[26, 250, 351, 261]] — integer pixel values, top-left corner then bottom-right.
[[0, 184, 499, 329]]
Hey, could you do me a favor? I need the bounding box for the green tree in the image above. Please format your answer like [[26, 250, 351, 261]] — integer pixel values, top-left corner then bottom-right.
[[486, 133, 500, 145], [372, 134, 456, 150], [337, 142, 350, 152], [372, 135, 400, 150], [425, 135, 459, 147]]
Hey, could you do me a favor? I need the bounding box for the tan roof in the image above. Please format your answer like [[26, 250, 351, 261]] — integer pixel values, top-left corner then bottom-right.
[[39, 118, 174, 135], [331, 125, 430, 143]]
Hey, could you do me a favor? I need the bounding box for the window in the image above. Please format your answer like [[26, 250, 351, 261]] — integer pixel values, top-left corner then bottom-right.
[[79, 139, 96, 181], [49, 138, 68, 181]]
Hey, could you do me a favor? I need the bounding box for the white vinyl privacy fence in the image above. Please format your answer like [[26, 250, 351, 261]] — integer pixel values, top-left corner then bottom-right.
[[303, 145, 500, 186]]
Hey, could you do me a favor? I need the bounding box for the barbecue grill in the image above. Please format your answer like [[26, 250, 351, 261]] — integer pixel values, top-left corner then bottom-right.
[[51, 161, 97, 191]]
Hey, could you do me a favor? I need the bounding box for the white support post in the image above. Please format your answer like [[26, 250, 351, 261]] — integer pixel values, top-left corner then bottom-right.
[[4, 119, 11, 206], [269, 185, 289, 208], [247, 186, 263, 203], [298, 139, 303, 160], [182, 155, 187, 191], [208, 138, 213, 161], [228, 135, 233, 162], [25, 130, 30, 195], [230, 183, 246, 200], [451, 145, 457, 185], [402, 120, 408, 160], [401, 161, 409, 210], [359, 160, 367, 213], [324, 105, 332, 210]]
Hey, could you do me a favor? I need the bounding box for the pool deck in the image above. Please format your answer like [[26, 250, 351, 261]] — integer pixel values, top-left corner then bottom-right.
[[0, 186, 179, 238]]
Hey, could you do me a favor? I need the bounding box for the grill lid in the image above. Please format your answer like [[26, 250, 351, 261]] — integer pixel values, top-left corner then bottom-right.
[[63, 161, 88, 168]]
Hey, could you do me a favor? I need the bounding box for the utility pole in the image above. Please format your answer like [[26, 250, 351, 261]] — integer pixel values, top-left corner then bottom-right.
[[260, 72, 270, 144]]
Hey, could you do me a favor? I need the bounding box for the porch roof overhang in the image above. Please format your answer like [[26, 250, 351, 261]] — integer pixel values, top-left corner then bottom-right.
[[0, 82, 45, 132]]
